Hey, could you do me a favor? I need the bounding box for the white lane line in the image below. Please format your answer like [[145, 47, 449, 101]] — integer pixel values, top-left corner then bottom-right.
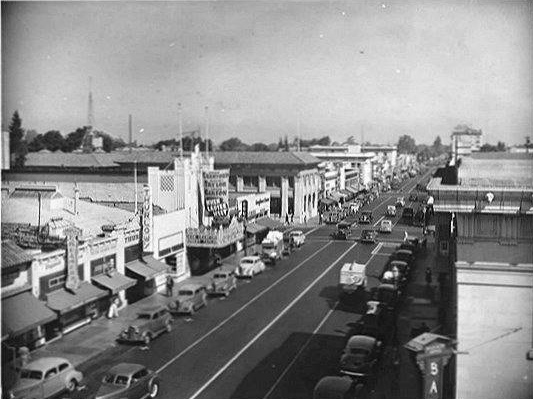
[[156, 241, 332, 374], [186, 241, 359, 399], [373, 215, 385, 227], [371, 242, 384, 255], [304, 226, 320, 236], [262, 304, 338, 399]]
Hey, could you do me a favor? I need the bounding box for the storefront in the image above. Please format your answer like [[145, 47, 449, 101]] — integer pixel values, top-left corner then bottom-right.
[[2, 291, 57, 352], [125, 256, 168, 303], [46, 282, 108, 335]]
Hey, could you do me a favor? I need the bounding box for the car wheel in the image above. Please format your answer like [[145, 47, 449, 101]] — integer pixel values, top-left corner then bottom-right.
[[143, 333, 152, 345], [149, 381, 160, 398], [165, 322, 172, 333], [66, 378, 78, 392]]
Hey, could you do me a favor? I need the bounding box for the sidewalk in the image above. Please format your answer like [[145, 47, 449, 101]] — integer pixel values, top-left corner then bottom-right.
[[373, 234, 451, 399]]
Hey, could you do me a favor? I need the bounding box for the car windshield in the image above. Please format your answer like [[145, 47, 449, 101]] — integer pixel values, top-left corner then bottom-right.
[[382, 221, 391, 226], [362, 230, 372, 235], [241, 259, 253, 264], [115, 375, 130, 385], [213, 273, 227, 279], [349, 348, 370, 356], [20, 369, 43, 380], [290, 232, 302, 237], [103, 373, 116, 384], [263, 243, 274, 249], [137, 313, 151, 320], [178, 290, 193, 296]]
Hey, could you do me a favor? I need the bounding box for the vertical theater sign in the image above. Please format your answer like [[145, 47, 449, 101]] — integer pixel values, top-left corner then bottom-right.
[[65, 226, 81, 292], [142, 185, 153, 253]]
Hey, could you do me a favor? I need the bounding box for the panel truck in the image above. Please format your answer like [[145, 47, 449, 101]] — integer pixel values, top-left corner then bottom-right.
[[339, 262, 367, 297], [261, 230, 284, 265]]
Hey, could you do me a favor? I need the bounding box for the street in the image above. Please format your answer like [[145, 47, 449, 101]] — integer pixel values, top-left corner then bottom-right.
[[65, 170, 432, 399]]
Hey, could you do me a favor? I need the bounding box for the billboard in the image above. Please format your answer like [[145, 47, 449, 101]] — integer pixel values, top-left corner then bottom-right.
[[203, 169, 229, 218]]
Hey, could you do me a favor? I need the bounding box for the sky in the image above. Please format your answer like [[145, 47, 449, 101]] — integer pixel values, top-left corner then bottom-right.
[[2, 0, 532, 146]]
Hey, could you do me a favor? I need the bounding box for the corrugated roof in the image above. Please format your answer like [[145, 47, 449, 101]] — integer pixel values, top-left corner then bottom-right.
[[1, 240, 34, 268], [214, 152, 320, 166], [25, 152, 120, 168], [458, 155, 533, 188]]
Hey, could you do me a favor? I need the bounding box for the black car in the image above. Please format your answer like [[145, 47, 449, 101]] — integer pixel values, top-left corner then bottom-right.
[[358, 211, 373, 224], [360, 229, 378, 243], [401, 207, 414, 225], [392, 249, 414, 266], [339, 335, 382, 378], [313, 376, 364, 399], [331, 230, 348, 240], [373, 283, 400, 311]]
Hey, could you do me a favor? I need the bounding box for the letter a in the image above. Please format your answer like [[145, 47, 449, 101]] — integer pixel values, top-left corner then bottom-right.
[[429, 380, 438, 394]]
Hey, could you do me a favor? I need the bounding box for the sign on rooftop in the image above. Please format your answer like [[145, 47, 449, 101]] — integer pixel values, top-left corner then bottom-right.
[[203, 169, 229, 218]]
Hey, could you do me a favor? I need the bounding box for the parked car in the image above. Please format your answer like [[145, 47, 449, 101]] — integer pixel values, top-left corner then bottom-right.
[[401, 207, 414, 225], [339, 335, 382, 378], [360, 229, 378, 243], [392, 249, 414, 266], [388, 260, 410, 280], [206, 268, 237, 297], [235, 255, 266, 278], [168, 283, 207, 315], [289, 230, 306, 247], [373, 283, 400, 311], [395, 197, 405, 207], [358, 211, 373, 224], [95, 363, 160, 399], [379, 219, 392, 233], [8, 357, 83, 399], [409, 192, 418, 201], [330, 229, 348, 240], [386, 205, 396, 216], [313, 376, 364, 399], [118, 306, 172, 344]]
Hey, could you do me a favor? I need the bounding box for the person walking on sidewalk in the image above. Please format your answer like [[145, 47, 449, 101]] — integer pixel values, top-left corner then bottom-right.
[[166, 275, 174, 297], [285, 213, 289, 225], [290, 213, 294, 224], [425, 267, 433, 285]]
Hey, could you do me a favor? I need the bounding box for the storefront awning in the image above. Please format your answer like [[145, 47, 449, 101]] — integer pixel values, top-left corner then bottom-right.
[[320, 198, 335, 206], [92, 273, 136, 295], [2, 292, 57, 338], [329, 192, 343, 202], [245, 223, 268, 235], [256, 217, 285, 230], [346, 187, 358, 194], [126, 257, 168, 279], [46, 282, 107, 315], [340, 189, 353, 197]]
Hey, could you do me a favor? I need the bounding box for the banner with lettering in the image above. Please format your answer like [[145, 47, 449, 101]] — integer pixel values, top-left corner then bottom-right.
[[203, 169, 229, 218]]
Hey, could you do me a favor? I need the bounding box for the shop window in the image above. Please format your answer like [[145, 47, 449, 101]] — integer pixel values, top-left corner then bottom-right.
[[243, 176, 258, 188], [289, 177, 294, 188], [266, 176, 281, 188], [49, 276, 66, 289], [439, 240, 449, 255]]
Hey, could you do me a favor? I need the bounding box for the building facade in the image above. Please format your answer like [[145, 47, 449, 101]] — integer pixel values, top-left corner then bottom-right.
[[451, 124, 483, 160]]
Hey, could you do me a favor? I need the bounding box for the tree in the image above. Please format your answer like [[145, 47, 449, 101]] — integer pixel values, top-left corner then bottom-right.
[[397, 134, 417, 154], [95, 131, 127, 152], [219, 137, 248, 151], [28, 134, 46, 152], [25, 129, 39, 144], [284, 135, 289, 151], [250, 142, 270, 151], [63, 127, 89, 152], [42, 130, 65, 151], [432, 136, 443, 155], [480, 141, 506, 152], [345, 136, 356, 145], [278, 137, 283, 151], [8, 111, 28, 167]]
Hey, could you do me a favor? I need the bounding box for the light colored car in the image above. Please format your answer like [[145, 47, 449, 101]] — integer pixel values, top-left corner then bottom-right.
[[235, 255, 266, 278], [168, 283, 207, 315], [396, 197, 405, 207], [386, 205, 396, 216], [379, 219, 393, 233], [289, 230, 305, 247], [9, 357, 83, 399], [119, 306, 173, 344], [206, 268, 237, 297], [95, 363, 160, 399]]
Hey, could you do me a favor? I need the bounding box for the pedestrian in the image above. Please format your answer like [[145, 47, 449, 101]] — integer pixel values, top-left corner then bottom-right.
[[425, 267, 432, 285], [318, 212, 322, 225], [166, 275, 174, 297], [285, 213, 289, 225], [404, 231, 408, 242], [107, 297, 119, 318], [290, 213, 294, 224], [304, 213, 307, 225]]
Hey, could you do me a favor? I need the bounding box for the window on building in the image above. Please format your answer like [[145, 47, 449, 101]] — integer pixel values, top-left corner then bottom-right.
[[243, 176, 258, 188], [48, 275, 66, 289], [289, 177, 294, 188], [266, 176, 281, 188], [439, 240, 449, 255], [229, 175, 237, 188]]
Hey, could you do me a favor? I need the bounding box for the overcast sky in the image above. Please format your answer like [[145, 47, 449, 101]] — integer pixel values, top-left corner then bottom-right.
[[2, 1, 531, 146]]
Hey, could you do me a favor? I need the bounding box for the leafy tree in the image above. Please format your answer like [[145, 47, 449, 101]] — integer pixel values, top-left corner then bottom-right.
[[345, 136, 356, 145], [284, 135, 289, 151], [432, 136, 443, 155], [480, 141, 507, 152], [8, 111, 28, 167], [250, 142, 270, 151], [397, 134, 417, 154], [42, 130, 65, 151], [219, 137, 248, 151], [95, 131, 127, 152], [278, 137, 283, 151], [63, 127, 89, 152], [25, 129, 39, 144], [28, 134, 46, 152]]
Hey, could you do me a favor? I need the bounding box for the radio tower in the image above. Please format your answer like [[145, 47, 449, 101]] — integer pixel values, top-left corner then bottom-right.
[[87, 77, 95, 128]]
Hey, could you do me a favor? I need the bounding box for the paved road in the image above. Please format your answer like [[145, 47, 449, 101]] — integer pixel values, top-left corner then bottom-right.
[[65, 169, 434, 399]]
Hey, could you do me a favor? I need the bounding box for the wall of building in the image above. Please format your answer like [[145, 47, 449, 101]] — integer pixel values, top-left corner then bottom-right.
[[1, 131, 10, 170], [455, 262, 533, 399]]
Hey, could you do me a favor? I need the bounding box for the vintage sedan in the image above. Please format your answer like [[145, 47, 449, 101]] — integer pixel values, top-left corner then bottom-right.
[[289, 230, 306, 247], [8, 357, 83, 399], [168, 283, 207, 315], [235, 256, 266, 278], [379, 219, 393, 234], [95, 363, 160, 399], [360, 229, 378, 244], [339, 335, 382, 378], [358, 211, 373, 224], [395, 197, 405, 207], [118, 306, 172, 344], [206, 268, 237, 297]]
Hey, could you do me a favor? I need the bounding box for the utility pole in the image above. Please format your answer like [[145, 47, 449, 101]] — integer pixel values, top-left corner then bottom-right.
[[87, 76, 95, 128]]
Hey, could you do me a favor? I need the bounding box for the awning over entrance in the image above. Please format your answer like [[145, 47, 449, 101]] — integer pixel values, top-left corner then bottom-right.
[[340, 189, 353, 197], [245, 223, 268, 235], [46, 282, 107, 315], [329, 192, 343, 202], [2, 292, 57, 338], [126, 257, 168, 280], [320, 198, 335, 206], [346, 187, 358, 194], [92, 273, 136, 295], [256, 217, 286, 231]]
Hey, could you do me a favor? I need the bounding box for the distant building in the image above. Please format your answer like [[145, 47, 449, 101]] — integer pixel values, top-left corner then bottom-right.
[[451, 124, 483, 160], [427, 152, 533, 399]]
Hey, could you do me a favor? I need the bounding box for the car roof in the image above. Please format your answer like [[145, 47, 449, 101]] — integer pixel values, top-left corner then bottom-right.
[[25, 357, 70, 370], [314, 376, 354, 397], [396, 249, 413, 255], [378, 283, 397, 291], [390, 260, 408, 266], [347, 335, 377, 350], [138, 305, 166, 314], [362, 210, 372, 214], [242, 255, 260, 261], [381, 219, 392, 224], [178, 283, 204, 290], [107, 363, 145, 376], [290, 230, 303, 234]]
